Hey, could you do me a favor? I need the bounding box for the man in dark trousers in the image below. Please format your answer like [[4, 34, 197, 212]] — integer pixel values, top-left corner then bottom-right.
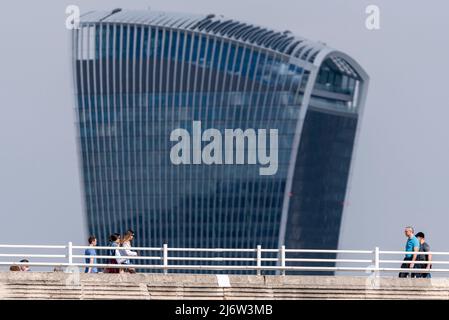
[[399, 226, 420, 278], [414, 232, 432, 278]]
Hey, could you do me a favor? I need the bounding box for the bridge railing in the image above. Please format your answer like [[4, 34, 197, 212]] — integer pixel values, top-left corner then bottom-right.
[[0, 243, 443, 275]]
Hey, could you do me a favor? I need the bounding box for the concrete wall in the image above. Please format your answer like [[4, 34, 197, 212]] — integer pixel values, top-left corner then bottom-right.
[[1, 272, 449, 300]]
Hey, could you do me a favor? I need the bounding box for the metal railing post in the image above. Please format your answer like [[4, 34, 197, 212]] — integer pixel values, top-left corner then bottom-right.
[[256, 245, 262, 276], [373, 246, 380, 276], [68, 241, 73, 266], [280, 245, 286, 276], [163, 244, 168, 275]]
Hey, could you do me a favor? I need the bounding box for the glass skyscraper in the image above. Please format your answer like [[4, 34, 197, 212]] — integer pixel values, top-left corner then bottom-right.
[[72, 9, 369, 267]]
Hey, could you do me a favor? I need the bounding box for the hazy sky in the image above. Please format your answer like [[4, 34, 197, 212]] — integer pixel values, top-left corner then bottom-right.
[[0, 0, 448, 255]]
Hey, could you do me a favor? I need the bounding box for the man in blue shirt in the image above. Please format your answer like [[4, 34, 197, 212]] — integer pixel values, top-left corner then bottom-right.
[[399, 226, 419, 278], [85, 235, 98, 273]]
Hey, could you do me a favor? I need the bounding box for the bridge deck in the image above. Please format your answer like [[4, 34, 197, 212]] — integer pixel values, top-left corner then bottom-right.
[[0, 272, 448, 300]]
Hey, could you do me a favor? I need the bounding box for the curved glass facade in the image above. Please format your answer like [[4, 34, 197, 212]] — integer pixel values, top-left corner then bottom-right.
[[72, 10, 369, 270]]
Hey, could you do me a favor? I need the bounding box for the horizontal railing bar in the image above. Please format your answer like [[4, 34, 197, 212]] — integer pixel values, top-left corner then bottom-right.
[[377, 268, 436, 273], [285, 258, 372, 263], [380, 251, 448, 255], [72, 246, 162, 251], [0, 262, 162, 269], [285, 249, 373, 254], [0, 245, 66, 249], [166, 257, 256, 261], [0, 262, 379, 271], [0, 245, 445, 254], [72, 255, 162, 260], [379, 260, 443, 264], [167, 248, 256, 252], [0, 254, 66, 258]]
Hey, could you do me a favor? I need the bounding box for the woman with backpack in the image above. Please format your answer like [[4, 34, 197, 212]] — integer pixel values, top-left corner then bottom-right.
[[105, 233, 122, 274]]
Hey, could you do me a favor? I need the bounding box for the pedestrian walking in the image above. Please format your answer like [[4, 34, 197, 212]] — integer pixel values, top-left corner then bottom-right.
[[85, 235, 99, 273], [414, 232, 432, 278], [105, 234, 122, 273], [119, 230, 138, 273], [399, 226, 419, 278]]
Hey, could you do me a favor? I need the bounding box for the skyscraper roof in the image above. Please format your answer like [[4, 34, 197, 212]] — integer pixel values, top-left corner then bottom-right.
[[79, 8, 364, 79]]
